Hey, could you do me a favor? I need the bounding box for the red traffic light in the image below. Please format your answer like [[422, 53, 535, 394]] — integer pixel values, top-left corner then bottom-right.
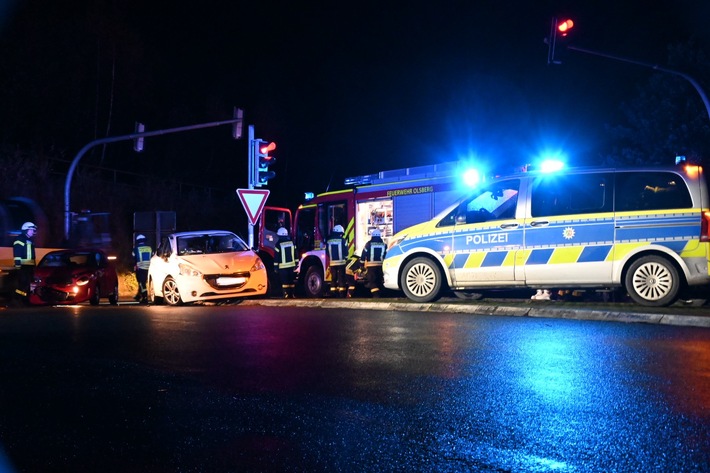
[[557, 19, 574, 36], [260, 142, 276, 154]]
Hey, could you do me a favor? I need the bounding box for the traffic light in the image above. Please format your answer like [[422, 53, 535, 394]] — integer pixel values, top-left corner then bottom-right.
[[546, 17, 574, 65], [255, 140, 276, 186], [557, 19, 574, 36], [133, 122, 145, 152]]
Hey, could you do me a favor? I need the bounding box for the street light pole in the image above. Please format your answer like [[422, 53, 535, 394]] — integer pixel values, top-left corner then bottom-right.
[[567, 45, 710, 124]]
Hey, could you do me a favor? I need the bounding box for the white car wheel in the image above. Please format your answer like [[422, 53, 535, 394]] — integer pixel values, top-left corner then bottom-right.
[[162, 276, 183, 306]]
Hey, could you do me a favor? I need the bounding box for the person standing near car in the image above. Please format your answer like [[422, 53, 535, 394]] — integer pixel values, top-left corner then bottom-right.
[[326, 224, 348, 297], [12, 222, 37, 306], [360, 229, 387, 298], [273, 227, 297, 298], [132, 234, 152, 303]]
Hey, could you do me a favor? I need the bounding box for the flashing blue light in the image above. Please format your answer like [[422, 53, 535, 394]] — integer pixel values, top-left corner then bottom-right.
[[539, 159, 565, 173], [462, 168, 481, 187]]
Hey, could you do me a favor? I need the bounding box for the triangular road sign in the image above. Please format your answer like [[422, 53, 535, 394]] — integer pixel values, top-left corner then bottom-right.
[[236, 188, 270, 226]]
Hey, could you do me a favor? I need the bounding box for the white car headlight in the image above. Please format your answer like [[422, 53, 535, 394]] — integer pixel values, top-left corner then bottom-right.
[[251, 258, 265, 272], [178, 263, 202, 277]]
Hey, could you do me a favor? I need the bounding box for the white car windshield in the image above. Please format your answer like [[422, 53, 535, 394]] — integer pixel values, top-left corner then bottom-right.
[[177, 233, 248, 255]]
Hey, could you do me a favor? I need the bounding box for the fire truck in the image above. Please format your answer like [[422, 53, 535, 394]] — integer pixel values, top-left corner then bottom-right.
[[258, 161, 470, 297]]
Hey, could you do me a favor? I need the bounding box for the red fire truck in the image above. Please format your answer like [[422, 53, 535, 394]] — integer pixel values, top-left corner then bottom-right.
[[258, 161, 471, 297]]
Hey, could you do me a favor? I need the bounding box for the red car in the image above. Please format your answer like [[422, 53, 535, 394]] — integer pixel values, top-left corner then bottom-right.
[[29, 249, 119, 305]]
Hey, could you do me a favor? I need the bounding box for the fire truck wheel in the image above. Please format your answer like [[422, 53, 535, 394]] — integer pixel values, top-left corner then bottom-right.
[[401, 257, 442, 303], [304, 266, 324, 298]]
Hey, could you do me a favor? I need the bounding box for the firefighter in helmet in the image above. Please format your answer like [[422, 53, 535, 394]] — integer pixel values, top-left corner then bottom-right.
[[360, 228, 387, 298], [132, 234, 152, 303], [13, 222, 38, 306], [326, 224, 348, 297], [273, 227, 296, 298]]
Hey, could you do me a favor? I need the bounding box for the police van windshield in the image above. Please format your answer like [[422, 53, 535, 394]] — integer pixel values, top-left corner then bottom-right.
[[437, 179, 520, 227]]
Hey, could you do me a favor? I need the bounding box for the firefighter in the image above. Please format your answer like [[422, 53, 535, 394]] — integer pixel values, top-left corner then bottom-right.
[[273, 227, 296, 298], [132, 234, 152, 303], [326, 224, 348, 297], [360, 228, 387, 298], [13, 222, 37, 306]]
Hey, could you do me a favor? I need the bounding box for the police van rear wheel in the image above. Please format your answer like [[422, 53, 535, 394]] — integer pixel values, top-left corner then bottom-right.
[[625, 255, 680, 307], [401, 257, 442, 303]]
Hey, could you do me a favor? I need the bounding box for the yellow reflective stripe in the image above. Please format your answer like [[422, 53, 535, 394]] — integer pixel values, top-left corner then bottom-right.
[[516, 249, 531, 265], [609, 242, 645, 261], [501, 251, 516, 267], [548, 246, 584, 264], [443, 253, 455, 268], [346, 217, 355, 257], [680, 240, 708, 258], [463, 252, 486, 269]]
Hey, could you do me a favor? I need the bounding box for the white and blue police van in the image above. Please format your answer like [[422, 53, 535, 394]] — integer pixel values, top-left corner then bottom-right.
[[382, 163, 710, 306]]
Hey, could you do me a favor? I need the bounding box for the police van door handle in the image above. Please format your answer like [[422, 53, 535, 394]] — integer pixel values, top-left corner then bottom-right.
[[530, 220, 549, 227], [499, 223, 519, 229]]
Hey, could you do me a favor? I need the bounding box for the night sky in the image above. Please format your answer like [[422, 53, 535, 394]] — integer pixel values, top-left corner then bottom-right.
[[1, 0, 708, 207]]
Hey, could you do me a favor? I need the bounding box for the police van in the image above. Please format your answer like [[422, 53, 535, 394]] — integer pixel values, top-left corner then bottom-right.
[[382, 164, 710, 307]]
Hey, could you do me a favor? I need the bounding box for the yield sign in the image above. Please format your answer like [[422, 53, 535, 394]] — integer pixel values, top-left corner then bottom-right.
[[236, 188, 270, 225]]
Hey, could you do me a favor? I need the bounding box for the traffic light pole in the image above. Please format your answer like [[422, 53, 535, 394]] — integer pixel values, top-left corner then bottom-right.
[[567, 45, 710, 124], [247, 125, 256, 248], [63, 114, 243, 242]]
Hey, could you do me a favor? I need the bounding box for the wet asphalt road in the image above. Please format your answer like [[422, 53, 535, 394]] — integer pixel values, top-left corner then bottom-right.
[[1, 303, 709, 472]]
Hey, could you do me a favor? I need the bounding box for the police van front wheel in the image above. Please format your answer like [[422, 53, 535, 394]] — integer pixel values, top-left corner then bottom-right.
[[401, 257, 443, 303], [624, 255, 680, 307]]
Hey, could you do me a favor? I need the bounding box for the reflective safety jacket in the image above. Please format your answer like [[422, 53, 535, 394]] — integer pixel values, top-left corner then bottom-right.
[[13, 234, 35, 268], [133, 244, 152, 270], [361, 236, 387, 267], [274, 237, 296, 269], [326, 233, 348, 266]]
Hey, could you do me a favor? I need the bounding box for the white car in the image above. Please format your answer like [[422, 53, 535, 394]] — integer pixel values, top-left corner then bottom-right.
[[147, 230, 268, 305]]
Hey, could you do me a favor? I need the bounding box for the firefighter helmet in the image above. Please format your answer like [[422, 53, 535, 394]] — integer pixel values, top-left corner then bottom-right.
[[371, 229, 381, 238], [277, 227, 288, 237], [21, 222, 37, 231], [333, 225, 344, 233], [136, 234, 146, 242]]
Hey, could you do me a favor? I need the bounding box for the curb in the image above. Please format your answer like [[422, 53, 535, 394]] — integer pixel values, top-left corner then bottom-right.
[[243, 299, 710, 329]]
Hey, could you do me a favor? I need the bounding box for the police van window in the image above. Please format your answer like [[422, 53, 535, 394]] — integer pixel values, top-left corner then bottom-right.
[[438, 179, 520, 227], [615, 171, 692, 211], [531, 173, 612, 218]]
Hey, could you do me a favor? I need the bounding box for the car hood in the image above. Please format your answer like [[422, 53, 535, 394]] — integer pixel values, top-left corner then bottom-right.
[[34, 266, 92, 279], [179, 251, 259, 273]]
